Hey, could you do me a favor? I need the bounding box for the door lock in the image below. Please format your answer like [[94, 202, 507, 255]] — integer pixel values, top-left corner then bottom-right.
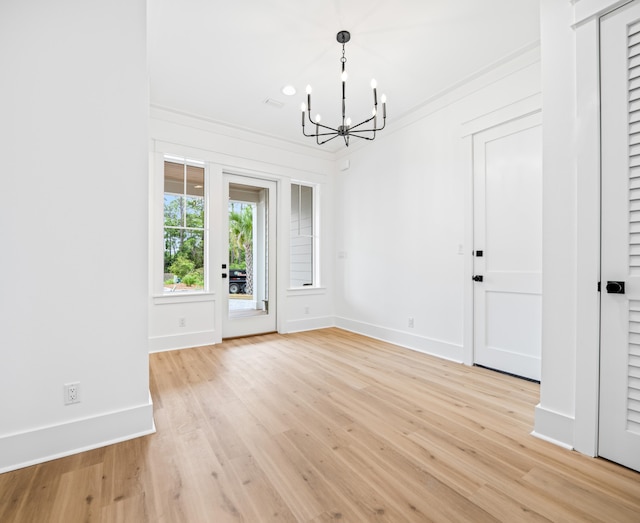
[[472, 275, 483, 282], [606, 281, 625, 294]]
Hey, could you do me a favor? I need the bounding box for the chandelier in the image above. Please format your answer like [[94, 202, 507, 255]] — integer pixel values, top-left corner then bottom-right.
[[301, 30, 387, 147]]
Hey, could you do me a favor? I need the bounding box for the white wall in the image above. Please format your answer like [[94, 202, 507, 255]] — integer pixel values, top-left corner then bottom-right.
[[148, 109, 337, 350], [333, 49, 541, 363], [534, 0, 580, 449], [0, 0, 153, 472]]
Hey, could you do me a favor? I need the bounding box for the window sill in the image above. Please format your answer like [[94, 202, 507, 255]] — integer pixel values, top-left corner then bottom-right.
[[153, 292, 215, 305], [286, 286, 326, 296]]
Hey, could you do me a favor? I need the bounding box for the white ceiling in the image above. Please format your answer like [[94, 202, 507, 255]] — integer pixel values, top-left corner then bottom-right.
[[148, 0, 540, 151]]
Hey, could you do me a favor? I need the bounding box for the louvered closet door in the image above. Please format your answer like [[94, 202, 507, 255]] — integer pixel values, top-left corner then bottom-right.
[[600, 0, 640, 472]]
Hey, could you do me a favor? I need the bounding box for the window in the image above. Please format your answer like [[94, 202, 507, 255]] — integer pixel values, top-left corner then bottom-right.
[[290, 183, 315, 287], [163, 159, 206, 292]]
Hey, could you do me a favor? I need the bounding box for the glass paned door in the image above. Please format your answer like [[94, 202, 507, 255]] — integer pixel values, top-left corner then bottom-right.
[[222, 175, 277, 337]]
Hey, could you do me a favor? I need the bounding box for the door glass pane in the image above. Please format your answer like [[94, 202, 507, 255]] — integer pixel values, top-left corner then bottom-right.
[[228, 183, 269, 318]]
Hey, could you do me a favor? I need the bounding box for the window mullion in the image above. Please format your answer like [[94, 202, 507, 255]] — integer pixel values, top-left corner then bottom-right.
[[183, 162, 187, 229], [298, 184, 302, 236]]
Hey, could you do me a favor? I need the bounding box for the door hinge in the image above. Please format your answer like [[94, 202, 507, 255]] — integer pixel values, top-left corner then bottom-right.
[[598, 281, 601, 292]]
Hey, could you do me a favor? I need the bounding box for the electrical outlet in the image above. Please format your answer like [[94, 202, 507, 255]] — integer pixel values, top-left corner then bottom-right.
[[408, 317, 414, 328], [178, 317, 186, 328], [304, 306, 310, 314], [64, 382, 80, 405]]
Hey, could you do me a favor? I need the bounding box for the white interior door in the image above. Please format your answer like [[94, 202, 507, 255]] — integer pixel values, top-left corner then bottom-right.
[[222, 175, 277, 338], [599, 0, 640, 472], [473, 113, 542, 381]]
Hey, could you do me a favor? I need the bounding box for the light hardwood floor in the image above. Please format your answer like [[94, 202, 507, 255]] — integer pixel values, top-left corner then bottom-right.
[[1, 328, 639, 522]]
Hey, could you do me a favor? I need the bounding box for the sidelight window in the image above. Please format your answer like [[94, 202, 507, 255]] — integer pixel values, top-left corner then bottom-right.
[[290, 183, 315, 287], [163, 159, 206, 293]]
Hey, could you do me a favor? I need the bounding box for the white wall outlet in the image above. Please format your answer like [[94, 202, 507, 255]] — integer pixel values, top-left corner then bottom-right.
[[178, 317, 186, 328], [408, 317, 414, 328], [64, 382, 80, 405], [304, 306, 310, 314]]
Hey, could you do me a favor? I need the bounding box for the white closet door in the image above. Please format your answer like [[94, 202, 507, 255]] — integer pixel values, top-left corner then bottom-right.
[[473, 113, 542, 381], [599, 0, 640, 472]]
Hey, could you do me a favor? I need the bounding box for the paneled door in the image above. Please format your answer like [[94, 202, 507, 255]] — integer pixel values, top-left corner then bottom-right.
[[473, 113, 542, 381], [222, 175, 277, 338], [599, 0, 640, 472]]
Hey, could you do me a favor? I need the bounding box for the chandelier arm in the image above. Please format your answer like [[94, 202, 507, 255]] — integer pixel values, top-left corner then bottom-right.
[[302, 119, 318, 138], [303, 129, 343, 138], [302, 114, 340, 136], [344, 133, 375, 141], [306, 112, 340, 133], [302, 123, 337, 137], [303, 124, 343, 139], [314, 123, 340, 133], [347, 131, 376, 136], [348, 117, 386, 134], [317, 133, 341, 145], [347, 115, 376, 131], [313, 131, 344, 137]]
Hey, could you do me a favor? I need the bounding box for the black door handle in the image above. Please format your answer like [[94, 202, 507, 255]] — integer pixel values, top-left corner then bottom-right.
[[472, 275, 483, 282], [606, 281, 625, 294]]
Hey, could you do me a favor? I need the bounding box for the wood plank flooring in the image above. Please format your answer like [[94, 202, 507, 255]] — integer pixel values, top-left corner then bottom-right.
[[1, 328, 639, 522]]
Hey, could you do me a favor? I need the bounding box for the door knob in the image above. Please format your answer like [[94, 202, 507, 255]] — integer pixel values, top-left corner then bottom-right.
[[472, 275, 483, 282], [606, 281, 625, 294]]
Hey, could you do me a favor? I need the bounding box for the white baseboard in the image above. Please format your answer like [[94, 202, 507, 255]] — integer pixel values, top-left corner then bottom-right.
[[149, 329, 216, 353], [0, 398, 155, 473], [532, 403, 575, 450], [335, 317, 464, 363], [282, 316, 335, 334]]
